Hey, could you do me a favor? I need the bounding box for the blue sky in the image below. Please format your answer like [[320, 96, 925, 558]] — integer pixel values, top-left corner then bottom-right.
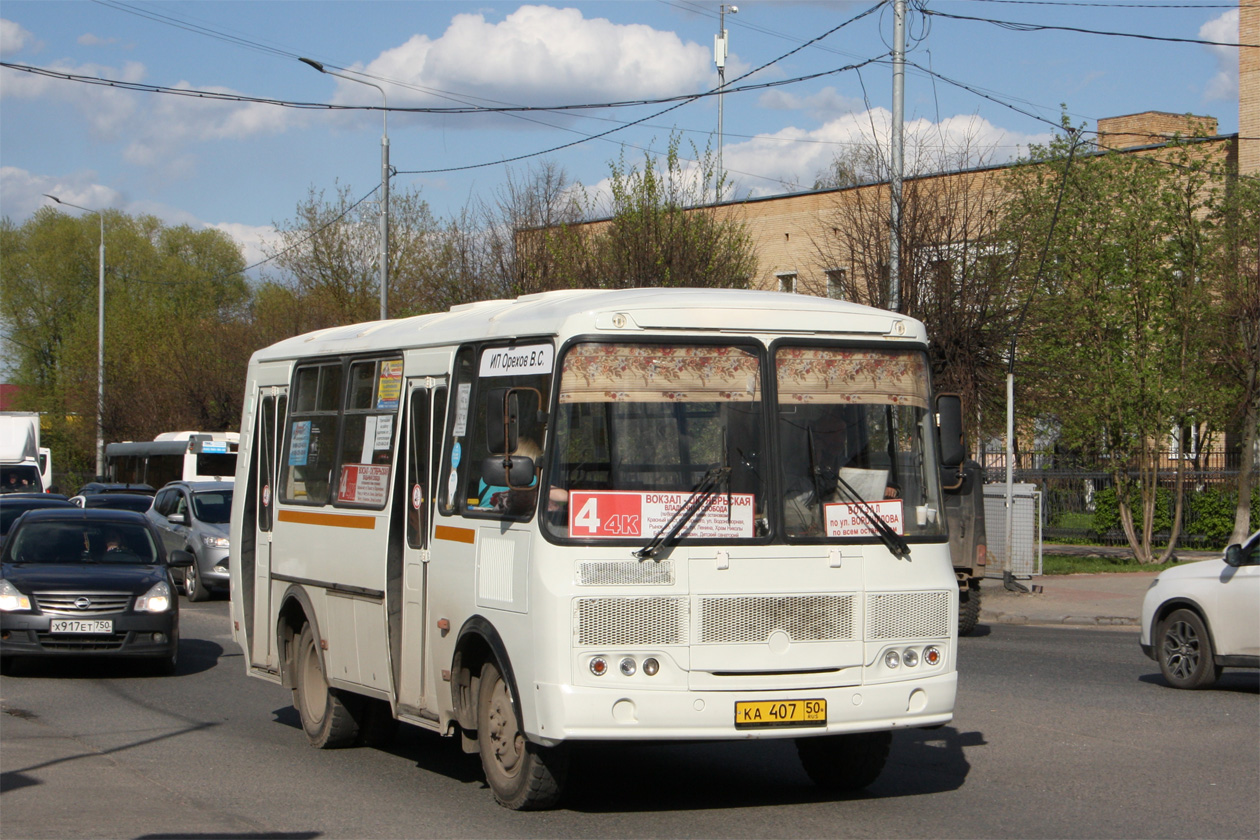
[[0, 1, 1243, 270]]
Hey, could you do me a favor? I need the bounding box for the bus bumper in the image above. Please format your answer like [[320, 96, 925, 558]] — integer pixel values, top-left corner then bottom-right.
[[528, 671, 956, 744]]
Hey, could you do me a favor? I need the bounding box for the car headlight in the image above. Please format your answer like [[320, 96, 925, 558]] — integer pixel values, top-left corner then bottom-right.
[[201, 534, 230, 549], [0, 579, 32, 612], [135, 580, 173, 613]]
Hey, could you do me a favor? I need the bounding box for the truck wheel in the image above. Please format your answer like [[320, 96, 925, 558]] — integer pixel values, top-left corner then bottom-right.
[[1157, 608, 1222, 689], [796, 731, 892, 791], [958, 585, 981, 636], [292, 622, 360, 748], [477, 660, 567, 810]]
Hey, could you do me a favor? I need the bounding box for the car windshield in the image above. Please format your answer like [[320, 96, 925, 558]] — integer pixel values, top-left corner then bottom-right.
[[6, 521, 159, 565], [1, 464, 43, 494], [191, 490, 233, 524]]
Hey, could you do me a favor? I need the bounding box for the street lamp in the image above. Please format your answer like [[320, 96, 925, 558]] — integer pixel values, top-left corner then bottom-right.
[[300, 57, 390, 321], [44, 193, 106, 479]]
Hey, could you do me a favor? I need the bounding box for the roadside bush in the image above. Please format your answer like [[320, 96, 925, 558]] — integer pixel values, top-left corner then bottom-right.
[[1091, 487, 1172, 536]]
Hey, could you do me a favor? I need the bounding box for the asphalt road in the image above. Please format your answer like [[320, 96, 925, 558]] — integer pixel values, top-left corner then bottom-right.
[[2, 600, 1257, 839]]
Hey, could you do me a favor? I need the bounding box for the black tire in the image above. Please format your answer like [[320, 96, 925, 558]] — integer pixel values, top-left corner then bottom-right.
[[958, 585, 981, 636], [0, 656, 19, 677], [477, 661, 567, 810], [185, 557, 210, 602], [1157, 608, 1222, 690], [796, 731, 892, 792], [152, 651, 178, 676], [292, 622, 361, 748]]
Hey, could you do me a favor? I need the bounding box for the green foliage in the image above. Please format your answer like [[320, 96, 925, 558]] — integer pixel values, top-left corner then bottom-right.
[[1091, 487, 1174, 536]]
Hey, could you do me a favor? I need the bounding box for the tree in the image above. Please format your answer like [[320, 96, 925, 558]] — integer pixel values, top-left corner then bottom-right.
[[564, 135, 757, 290], [1006, 134, 1222, 562], [259, 181, 451, 337], [809, 136, 1021, 449], [1204, 169, 1260, 544], [1, 209, 249, 478]]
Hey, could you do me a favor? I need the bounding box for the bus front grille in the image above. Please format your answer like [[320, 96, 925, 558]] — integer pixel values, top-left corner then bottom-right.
[[697, 594, 855, 644], [574, 597, 689, 646], [866, 591, 951, 639]]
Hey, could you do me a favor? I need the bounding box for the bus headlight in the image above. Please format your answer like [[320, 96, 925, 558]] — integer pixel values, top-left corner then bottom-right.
[[619, 657, 637, 676], [902, 648, 920, 667], [884, 650, 901, 669]]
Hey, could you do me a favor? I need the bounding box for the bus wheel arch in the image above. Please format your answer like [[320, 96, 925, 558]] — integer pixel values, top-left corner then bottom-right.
[[451, 615, 518, 738], [276, 585, 318, 690]]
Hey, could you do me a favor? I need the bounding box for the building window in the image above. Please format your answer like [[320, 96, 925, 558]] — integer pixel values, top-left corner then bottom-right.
[[1170, 423, 1199, 460], [825, 268, 846, 300], [777, 272, 797, 294]]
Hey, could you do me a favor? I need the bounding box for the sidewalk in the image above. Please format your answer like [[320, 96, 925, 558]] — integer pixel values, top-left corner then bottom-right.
[[978, 544, 1220, 628]]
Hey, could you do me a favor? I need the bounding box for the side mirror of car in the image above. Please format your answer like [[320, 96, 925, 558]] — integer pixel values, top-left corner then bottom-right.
[[168, 513, 187, 525], [1224, 543, 1243, 567], [168, 549, 195, 568]]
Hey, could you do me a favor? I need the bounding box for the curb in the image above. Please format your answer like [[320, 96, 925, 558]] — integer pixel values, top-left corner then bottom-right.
[[981, 611, 1138, 627]]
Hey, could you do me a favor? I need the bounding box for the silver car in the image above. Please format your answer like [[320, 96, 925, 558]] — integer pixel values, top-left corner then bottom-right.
[[147, 480, 232, 602]]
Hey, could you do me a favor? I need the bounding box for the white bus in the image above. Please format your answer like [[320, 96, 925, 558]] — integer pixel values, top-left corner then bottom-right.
[[229, 288, 968, 810], [106, 431, 238, 487]]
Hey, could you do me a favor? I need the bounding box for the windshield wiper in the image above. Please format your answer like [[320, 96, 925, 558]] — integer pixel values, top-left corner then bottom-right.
[[633, 465, 731, 561], [831, 471, 912, 560]]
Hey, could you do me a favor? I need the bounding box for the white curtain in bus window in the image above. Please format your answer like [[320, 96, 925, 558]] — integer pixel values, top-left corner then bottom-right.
[[776, 348, 928, 408], [557, 344, 759, 403]]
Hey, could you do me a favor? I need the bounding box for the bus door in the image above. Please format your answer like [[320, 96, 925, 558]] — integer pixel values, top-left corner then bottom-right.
[[394, 379, 445, 715], [251, 386, 286, 671]]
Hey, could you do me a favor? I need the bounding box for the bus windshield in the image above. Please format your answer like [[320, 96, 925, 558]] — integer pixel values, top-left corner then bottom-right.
[[545, 342, 767, 541], [775, 346, 947, 541]]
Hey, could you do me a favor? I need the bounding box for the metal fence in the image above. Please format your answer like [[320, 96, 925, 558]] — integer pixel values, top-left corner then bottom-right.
[[975, 449, 1253, 549], [983, 483, 1043, 578]]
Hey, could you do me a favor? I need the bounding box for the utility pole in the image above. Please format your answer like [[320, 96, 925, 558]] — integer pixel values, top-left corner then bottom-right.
[[716, 4, 737, 194], [889, 0, 906, 312]]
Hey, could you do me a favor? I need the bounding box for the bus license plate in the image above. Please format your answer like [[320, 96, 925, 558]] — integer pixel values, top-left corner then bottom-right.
[[50, 619, 113, 634], [735, 699, 827, 729]]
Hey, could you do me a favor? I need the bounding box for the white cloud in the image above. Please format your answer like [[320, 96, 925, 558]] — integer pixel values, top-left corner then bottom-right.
[[0, 166, 122, 221], [78, 33, 121, 47], [356, 5, 711, 111], [758, 86, 865, 118], [0, 18, 37, 54], [206, 221, 281, 269], [1199, 10, 1238, 101], [723, 110, 1052, 196]]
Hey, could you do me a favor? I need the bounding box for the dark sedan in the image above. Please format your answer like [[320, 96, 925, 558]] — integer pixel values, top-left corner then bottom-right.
[[70, 493, 155, 513], [0, 508, 193, 675], [0, 496, 77, 544]]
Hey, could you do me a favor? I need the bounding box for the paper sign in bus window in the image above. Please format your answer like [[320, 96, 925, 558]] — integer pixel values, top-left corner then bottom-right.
[[376, 360, 403, 410], [569, 491, 754, 539], [824, 499, 904, 538], [288, 420, 311, 466], [338, 463, 391, 506]]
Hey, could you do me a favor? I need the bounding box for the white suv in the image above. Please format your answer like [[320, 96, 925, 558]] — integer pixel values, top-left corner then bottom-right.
[[1140, 530, 1260, 689]]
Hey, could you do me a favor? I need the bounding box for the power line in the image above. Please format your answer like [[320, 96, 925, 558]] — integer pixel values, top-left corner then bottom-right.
[[922, 8, 1258, 47]]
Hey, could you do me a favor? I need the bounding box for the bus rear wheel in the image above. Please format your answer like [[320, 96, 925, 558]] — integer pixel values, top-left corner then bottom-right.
[[293, 622, 360, 749], [476, 661, 567, 810], [796, 731, 892, 792]]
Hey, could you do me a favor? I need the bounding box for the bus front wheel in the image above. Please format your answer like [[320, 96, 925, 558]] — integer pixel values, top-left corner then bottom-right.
[[293, 622, 360, 749], [796, 730, 892, 791], [476, 660, 567, 810]]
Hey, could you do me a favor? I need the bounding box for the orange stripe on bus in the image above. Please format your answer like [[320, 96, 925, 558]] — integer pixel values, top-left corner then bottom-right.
[[435, 525, 476, 544], [278, 509, 377, 530]]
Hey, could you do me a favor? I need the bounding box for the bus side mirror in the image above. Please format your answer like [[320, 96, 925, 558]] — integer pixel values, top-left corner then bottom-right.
[[936, 393, 965, 469], [481, 455, 535, 488], [485, 388, 519, 456]]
